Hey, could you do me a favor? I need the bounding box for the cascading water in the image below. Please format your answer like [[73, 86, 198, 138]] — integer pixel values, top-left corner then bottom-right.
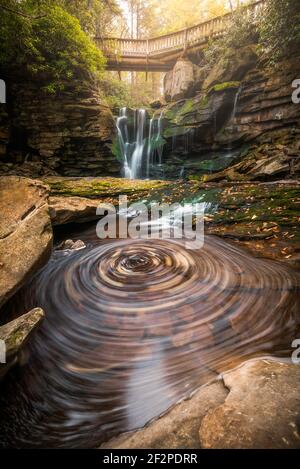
[[130, 109, 146, 179], [156, 111, 164, 165], [116, 108, 165, 180], [116, 107, 131, 178], [230, 84, 242, 123]]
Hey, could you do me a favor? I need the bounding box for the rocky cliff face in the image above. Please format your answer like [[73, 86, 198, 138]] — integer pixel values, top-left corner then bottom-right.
[[0, 78, 120, 178], [159, 48, 300, 180]]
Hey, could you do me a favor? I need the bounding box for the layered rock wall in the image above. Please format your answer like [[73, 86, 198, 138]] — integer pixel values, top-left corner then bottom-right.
[[161, 50, 300, 180], [0, 79, 120, 178]]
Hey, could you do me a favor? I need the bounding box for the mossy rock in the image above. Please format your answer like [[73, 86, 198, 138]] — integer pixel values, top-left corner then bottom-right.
[[210, 81, 241, 93], [44, 177, 171, 198]]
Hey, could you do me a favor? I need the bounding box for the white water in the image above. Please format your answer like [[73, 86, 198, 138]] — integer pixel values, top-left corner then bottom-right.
[[130, 109, 146, 179], [116, 108, 165, 180], [231, 85, 242, 122]]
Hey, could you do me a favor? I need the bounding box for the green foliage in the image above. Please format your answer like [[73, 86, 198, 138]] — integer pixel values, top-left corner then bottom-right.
[[99, 74, 130, 109], [204, 0, 300, 67], [56, 0, 120, 37], [111, 137, 123, 162], [0, 1, 106, 92], [224, 8, 260, 49], [259, 0, 300, 63], [204, 6, 260, 67]]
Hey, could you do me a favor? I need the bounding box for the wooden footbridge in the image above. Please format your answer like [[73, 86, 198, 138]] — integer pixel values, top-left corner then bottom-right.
[[96, 0, 266, 72]]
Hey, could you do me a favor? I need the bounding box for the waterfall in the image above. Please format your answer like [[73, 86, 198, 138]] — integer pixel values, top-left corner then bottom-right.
[[231, 85, 242, 122], [116, 108, 165, 180], [156, 111, 164, 165], [116, 108, 131, 179], [130, 109, 146, 179], [146, 117, 155, 178]]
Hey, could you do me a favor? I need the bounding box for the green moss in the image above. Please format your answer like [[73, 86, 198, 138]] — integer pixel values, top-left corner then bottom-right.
[[178, 99, 195, 116], [44, 177, 171, 198], [199, 95, 209, 108], [163, 125, 188, 139], [109, 138, 122, 162], [211, 81, 241, 93]]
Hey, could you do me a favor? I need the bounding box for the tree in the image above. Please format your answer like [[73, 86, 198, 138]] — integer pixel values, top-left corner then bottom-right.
[[0, 1, 109, 90], [259, 0, 300, 63]]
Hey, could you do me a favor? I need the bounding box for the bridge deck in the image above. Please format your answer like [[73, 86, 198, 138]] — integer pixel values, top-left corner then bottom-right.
[[95, 1, 266, 72]]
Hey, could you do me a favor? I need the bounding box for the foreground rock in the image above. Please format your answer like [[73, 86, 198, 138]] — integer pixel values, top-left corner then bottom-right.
[[0, 176, 53, 309], [202, 181, 300, 267], [0, 308, 44, 379], [49, 196, 101, 225], [101, 380, 226, 449], [45, 177, 172, 225], [101, 359, 300, 449], [199, 360, 300, 449], [56, 239, 86, 251]]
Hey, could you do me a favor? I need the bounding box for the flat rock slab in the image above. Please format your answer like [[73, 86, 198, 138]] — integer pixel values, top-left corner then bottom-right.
[[45, 177, 172, 225], [101, 380, 226, 449], [49, 196, 101, 225], [0, 176, 53, 308], [44, 176, 170, 199], [199, 359, 300, 449]]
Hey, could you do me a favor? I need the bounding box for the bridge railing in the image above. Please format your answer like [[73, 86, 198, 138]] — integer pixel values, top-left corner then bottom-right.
[[97, 0, 267, 59]]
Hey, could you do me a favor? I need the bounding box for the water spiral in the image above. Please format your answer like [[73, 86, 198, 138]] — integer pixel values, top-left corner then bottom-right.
[[0, 233, 299, 448]]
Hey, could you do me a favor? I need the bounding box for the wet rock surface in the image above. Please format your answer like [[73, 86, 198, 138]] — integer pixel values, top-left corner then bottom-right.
[[101, 380, 227, 449], [102, 359, 300, 449], [0, 308, 44, 379], [0, 176, 53, 309], [44, 177, 300, 267], [199, 360, 300, 449], [46, 176, 172, 225], [161, 54, 300, 181]]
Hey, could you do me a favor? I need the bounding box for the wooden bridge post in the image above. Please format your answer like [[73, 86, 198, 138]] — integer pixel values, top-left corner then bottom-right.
[[146, 39, 149, 82], [184, 27, 188, 52]]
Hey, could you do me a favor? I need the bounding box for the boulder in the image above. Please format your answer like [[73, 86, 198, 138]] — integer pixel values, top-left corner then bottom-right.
[[164, 59, 199, 102], [49, 196, 101, 225], [0, 308, 44, 379], [199, 360, 300, 449], [163, 85, 240, 143], [248, 155, 291, 178], [0, 176, 53, 309], [56, 239, 86, 251], [203, 44, 258, 91]]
